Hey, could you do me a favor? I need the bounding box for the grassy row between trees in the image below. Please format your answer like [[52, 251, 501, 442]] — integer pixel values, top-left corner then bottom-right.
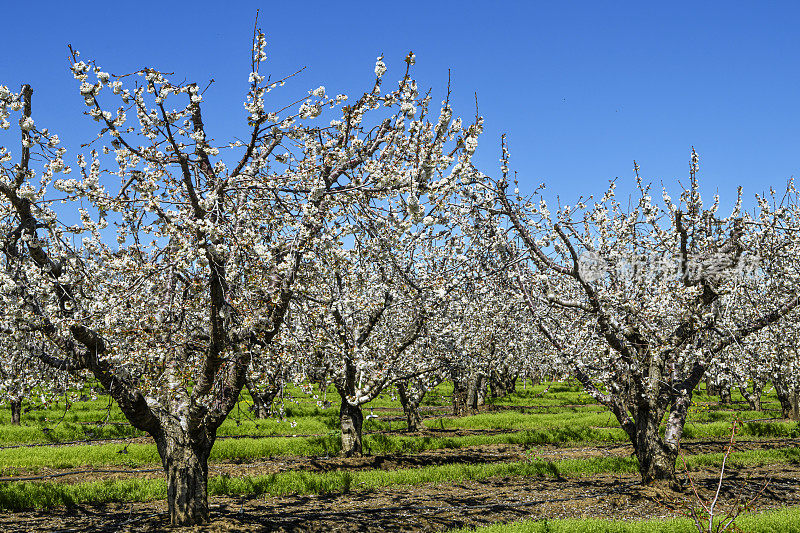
[[2, 421, 799, 475], [1, 446, 799, 510], [446, 507, 800, 533], [0, 382, 794, 447]]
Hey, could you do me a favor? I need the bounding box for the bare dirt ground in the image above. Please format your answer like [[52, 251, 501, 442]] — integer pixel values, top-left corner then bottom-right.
[[2, 438, 799, 532]]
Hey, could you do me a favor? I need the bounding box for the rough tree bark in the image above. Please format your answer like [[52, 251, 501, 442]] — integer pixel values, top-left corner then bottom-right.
[[154, 425, 214, 525], [467, 371, 487, 410], [705, 376, 719, 397], [739, 383, 763, 411], [337, 386, 364, 457], [246, 379, 279, 419], [9, 399, 21, 426], [569, 363, 695, 487], [775, 382, 793, 419], [451, 367, 469, 416], [795, 391, 800, 422], [719, 383, 732, 405], [397, 380, 423, 432], [773, 375, 799, 420], [489, 368, 517, 398]]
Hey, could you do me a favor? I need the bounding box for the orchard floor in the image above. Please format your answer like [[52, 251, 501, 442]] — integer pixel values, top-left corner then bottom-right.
[[2, 384, 798, 531], [2, 448, 798, 532], [3, 437, 798, 484]]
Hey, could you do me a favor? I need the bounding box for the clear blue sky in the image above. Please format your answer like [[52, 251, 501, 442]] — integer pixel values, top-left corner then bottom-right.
[[2, 1, 799, 208]]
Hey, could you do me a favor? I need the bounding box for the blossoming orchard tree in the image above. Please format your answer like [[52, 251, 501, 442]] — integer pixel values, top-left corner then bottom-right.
[[727, 192, 800, 418], [245, 330, 294, 419], [395, 360, 445, 432], [767, 332, 800, 420], [287, 251, 426, 456], [286, 187, 479, 455], [441, 197, 545, 414], [259, 76, 484, 455], [0, 331, 80, 425], [442, 274, 532, 413], [489, 145, 800, 486], [765, 328, 800, 420], [468, 268, 536, 400], [0, 25, 478, 523]]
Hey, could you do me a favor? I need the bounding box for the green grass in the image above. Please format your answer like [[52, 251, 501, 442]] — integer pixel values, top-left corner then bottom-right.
[[2, 446, 799, 510], [684, 446, 800, 470], [3, 379, 790, 445], [682, 420, 800, 439], [1, 378, 797, 473], [0, 428, 624, 474], [425, 410, 621, 431], [486, 384, 596, 408], [0, 459, 632, 510], [364, 427, 627, 454], [0, 477, 166, 510], [4, 424, 796, 477], [0, 383, 408, 445], [0, 442, 160, 474], [0, 421, 142, 445], [0, 434, 343, 475], [0, 377, 795, 518], [1, 378, 797, 525], [447, 507, 800, 533]]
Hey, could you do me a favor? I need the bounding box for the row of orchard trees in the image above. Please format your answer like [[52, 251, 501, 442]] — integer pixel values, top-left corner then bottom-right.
[[0, 28, 489, 524], [1, 29, 800, 525]]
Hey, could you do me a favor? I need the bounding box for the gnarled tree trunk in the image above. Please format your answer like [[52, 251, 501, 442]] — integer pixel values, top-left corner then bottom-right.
[[467, 371, 487, 410], [155, 429, 213, 526], [739, 383, 763, 411], [719, 383, 732, 405], [397, 381, 423, 432], [451, 369, 469, 416], [338, 394, 364, 457], [632, 410, 680, 485], [705, 376, 719, 396], [246, 379, 279, 419], [9, 399, 21, 426], [773, 379, 798, 420], [794, 391, 800, 422], [334, 357, 365, 457], [574, 365, 695, 488], [489, 368, 517, 398]]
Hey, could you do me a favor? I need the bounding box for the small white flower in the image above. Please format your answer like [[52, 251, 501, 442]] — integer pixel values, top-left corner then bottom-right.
[[18, 185, 37, 201], [79, 82, 95, 96], [374, 56, 387, 78], [19, 116, 34, 132]]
